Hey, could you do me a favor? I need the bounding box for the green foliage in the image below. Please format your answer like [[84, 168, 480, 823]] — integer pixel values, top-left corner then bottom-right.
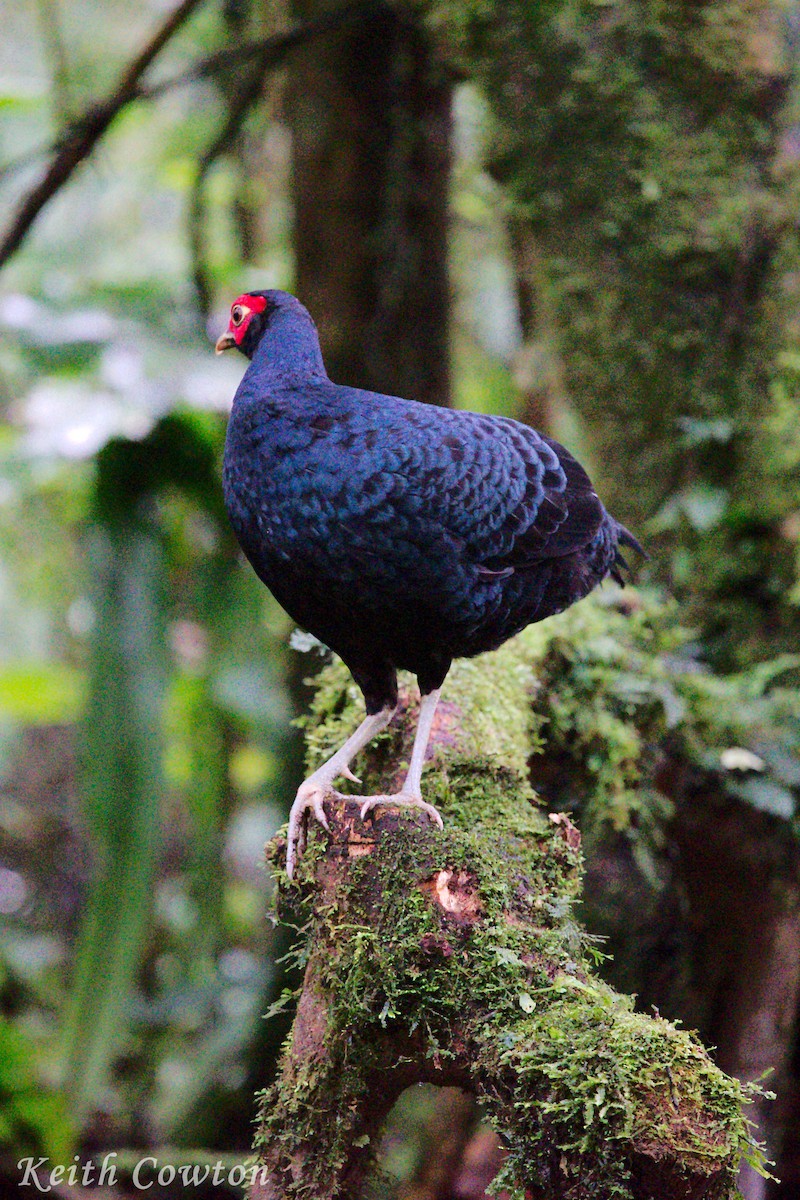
[[92, 410, 226, 526], [300, 587, 799, 863], [0, 1016, 72, 1163], [0, 225, 295, 1136], [3, 0, 799, 1181], [166, 674, 227, 969], [530, 593, 800, 841], [0, 661, 85, 724], [263, 584, 795, 1192], [414, 0, 800, 667], [62, 521, 169, 1122]]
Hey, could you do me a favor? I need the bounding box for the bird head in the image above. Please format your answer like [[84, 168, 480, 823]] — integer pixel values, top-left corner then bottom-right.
[[215, 291, 272, 358]]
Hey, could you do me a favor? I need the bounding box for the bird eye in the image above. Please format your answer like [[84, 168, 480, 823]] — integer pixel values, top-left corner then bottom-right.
[[231, 304, 245, 326]]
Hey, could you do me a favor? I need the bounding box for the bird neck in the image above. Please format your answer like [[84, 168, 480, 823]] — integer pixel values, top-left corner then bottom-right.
[[251, 306, 327, 381]]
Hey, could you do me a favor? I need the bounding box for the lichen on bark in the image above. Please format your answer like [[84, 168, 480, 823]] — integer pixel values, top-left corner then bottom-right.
[[250, 594, 770, 1199], [411, 0, 800, 667]]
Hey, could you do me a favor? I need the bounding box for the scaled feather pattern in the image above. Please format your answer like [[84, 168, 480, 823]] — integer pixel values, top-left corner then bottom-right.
[[218, 290, 643, 872]]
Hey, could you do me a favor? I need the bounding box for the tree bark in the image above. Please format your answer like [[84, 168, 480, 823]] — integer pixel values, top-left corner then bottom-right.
[[290, 0, 452, 404], [414, 0, 800, 667], [406, 4, 800, 1188], [670, 781, 800, 1200], [582, 766, 800, 1200]]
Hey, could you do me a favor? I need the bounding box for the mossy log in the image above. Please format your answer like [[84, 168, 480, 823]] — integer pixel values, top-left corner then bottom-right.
[[251, 623, 761, 1199]]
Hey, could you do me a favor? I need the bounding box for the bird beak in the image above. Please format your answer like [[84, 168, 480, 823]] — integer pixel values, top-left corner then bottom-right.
[[215, 330, 236, 355]]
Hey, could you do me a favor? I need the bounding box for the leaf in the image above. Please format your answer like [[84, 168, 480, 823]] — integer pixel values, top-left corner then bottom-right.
[[676, 416, 733, 447], [264, 988, 298, 1023], [679, 485, 728, 532], [0, 662, 85, 723], [289, 630, 325, 654], [652, 681, 687, 728], [518, 992, 536, 1013], [735, 655, 800, 699], [0, 1017, 73, 1160], [494, 946, 524, 968], [61, 522, 169, 1123]]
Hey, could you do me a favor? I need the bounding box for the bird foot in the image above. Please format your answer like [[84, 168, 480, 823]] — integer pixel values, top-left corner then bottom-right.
[[286, 784, 444, 878], [286, 779, 345, 878], [359, 792, 444, 828]]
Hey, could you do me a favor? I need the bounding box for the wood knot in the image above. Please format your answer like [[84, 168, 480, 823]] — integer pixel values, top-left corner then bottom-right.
[[420, 869, 483, 924]]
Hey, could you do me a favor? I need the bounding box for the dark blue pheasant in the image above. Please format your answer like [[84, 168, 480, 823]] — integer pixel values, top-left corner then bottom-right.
[[217, 290, 642, 875]]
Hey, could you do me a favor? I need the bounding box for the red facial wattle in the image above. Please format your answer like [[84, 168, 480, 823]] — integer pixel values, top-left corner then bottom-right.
[[216, 293, 268, 354], [230, 293, 268, 346]]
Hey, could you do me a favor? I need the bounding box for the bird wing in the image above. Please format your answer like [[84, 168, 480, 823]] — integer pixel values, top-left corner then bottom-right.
[[460, 420, 605, 572], [350, 403, 605, 574], [277, 390, 606, 581], [232, 379, 608, 605]]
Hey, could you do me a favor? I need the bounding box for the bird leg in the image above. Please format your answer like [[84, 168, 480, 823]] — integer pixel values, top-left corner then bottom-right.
[[286, 704, 396, 878], [359, 689, 445, 828]]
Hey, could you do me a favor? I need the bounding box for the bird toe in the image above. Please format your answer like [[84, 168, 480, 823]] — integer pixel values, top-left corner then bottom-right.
[[286, 780, 338, 876], [420, 801, 444, 829], [359, 792, 444, 829], [311, 793, 331, 830], [359, 796, 379, 821]]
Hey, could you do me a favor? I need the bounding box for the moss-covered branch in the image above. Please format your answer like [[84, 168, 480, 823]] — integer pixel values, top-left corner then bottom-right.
[[251, 598, 769, 1199]]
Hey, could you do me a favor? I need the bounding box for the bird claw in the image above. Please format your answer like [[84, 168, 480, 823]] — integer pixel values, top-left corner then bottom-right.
[[313, 794, 331, 830], [360, 792, 444, 829], [286, 782, 444, 878], [286, 780, 338, 878], [340, 764, 361, 784]]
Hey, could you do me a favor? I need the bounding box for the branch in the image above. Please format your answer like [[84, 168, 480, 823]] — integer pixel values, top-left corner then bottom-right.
[[140, 0, 374, 103], [251, 628, 765, 1199], [0, 0, 205, 269], [0, 0, 374, 271]]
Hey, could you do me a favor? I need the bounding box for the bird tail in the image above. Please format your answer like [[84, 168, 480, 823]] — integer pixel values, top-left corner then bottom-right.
[[609, 523, 648, 585]]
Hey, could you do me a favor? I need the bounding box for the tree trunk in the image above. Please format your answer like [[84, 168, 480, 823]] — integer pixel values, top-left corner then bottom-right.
[[415, 0, 800, 667], [290, 0, 452, 404], [408, 3, 800, 1188]]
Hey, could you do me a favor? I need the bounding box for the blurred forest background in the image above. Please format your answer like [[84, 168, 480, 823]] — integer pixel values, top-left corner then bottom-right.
[[1, 1, 800, 1197]]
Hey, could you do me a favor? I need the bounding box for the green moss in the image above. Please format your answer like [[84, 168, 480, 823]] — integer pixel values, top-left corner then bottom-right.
[[258, 791, 761, 1196], [257, 588, 781, 1195], [299, 632, 541, 786], [412, 0, 800, 667], [298, 588, 799, 853]]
